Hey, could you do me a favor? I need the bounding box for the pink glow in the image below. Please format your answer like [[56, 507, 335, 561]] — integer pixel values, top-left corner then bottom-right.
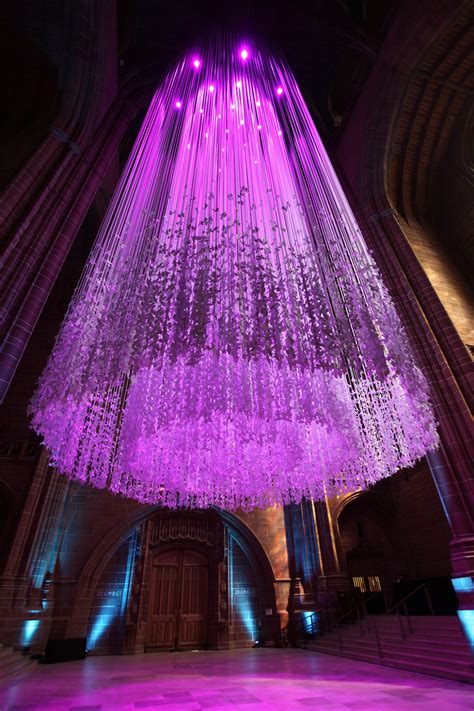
[[193, 58, 201, 69], [236, 80, 242, 89], [175, 100, 182, 109], [240, 48, 249, 60], [30, 37, 438, 510]]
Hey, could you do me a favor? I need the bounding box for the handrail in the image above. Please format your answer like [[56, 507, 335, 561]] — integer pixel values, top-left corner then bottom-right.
[[325, 590, 382, 631], [292, 610, 320, 638], [293, 589, 382, 641], [385, 583, 425, 616], [295, 581, 437, 659]]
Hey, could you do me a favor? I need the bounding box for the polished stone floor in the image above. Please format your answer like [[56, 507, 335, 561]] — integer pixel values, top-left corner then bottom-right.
[[0, 648, 472, 710]]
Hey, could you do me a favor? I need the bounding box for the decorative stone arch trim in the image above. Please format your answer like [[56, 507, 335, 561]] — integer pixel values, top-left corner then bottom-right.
[[67, 506, 277, 641]]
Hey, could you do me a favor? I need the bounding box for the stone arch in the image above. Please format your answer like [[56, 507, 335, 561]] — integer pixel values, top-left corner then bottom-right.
[[68, 505, 277, 641]]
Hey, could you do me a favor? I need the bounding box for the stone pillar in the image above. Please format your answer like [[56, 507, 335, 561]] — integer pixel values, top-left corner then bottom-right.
[[313, 498, 350, 604], [0, 449, 73, 650], [284, 501, 321, 597], [334, 0, 473, 623], [0, 1, 138, 403]]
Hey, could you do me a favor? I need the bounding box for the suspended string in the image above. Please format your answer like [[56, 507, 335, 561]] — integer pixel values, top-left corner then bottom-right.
[[30, 37, 438, 510]]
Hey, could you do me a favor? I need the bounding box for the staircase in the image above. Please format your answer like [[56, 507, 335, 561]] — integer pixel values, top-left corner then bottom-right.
[[305, 615, 474, 683], [0, 643, 35, 685]]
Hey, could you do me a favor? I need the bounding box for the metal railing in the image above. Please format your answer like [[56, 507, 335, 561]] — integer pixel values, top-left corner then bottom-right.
[[294, 582, 436, 660]]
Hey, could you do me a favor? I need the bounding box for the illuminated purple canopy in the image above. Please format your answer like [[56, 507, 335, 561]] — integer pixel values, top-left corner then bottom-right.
[[30, 39, 438, 509]]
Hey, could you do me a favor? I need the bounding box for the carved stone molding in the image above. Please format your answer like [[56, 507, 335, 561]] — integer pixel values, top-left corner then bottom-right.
[[149, 511, 222, 549]]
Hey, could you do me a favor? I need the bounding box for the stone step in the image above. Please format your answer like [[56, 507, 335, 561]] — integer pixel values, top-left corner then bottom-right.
[[367, 615, 459, 624], [366, 619, 464, 632], [304, 614, 473, 684], [333, 627, 467, 645], [305, 643, 474, 684], [309, 636, 473, 663], [334, 625, 466, 644]]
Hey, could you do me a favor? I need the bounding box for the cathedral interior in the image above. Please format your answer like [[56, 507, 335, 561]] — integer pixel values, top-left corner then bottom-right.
[[0, 1, 473, 708]]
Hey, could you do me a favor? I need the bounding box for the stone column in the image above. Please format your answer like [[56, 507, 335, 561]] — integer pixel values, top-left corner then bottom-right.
[[0, 1, 135, 403], [284, 501, 322, 597], [334, 0, 473, 622], [0, 449, 73, 650], [313, 498, 350, 604]]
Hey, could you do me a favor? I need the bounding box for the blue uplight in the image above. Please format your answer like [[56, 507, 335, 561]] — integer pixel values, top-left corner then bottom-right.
[[452, 577, 474, 594], [458, 610, 474, 650], [229, 535, 257, 641], [235, 598, 257, 640], [88, 530, 138, 650], [88, 604, 116, 648], [121, 531, 137, 616], [22, 619, 40, 645], [302, 610, 319, 635]]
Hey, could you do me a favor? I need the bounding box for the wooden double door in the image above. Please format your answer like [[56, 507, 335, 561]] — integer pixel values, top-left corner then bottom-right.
[[146, 548, 209, 650]]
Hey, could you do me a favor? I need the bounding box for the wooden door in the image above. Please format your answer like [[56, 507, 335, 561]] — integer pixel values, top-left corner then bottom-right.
[[147, 550, 179, 648], [146, 549, 208, 650], [180, 550, 208, 647]]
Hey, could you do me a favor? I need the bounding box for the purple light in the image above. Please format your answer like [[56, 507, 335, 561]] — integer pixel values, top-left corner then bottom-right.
[[236, 80, 242, 89], [240, 48, 249, 60], [193, 58, 201, 69], [256, 100, 261, 107], [31, 37, 439, 512]]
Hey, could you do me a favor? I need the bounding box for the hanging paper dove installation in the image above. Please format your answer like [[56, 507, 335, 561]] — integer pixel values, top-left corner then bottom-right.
[[30, 39, 438, 509]]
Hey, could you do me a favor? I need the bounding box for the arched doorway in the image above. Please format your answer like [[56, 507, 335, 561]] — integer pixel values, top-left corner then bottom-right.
[[146, 548, 209, 650], [77, 506, 278, 654]]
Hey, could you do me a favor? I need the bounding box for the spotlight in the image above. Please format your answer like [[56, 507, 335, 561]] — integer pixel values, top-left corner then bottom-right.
[[175, 101, 182, 109], [209, 84, 215, 93], [236, 81, 242, 89], [256, 101, 261, 107], [240, 48, 249, 60], [257, 125, 262, 130], [193, 58, 201, 69], [276, 86, 283, 96]]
